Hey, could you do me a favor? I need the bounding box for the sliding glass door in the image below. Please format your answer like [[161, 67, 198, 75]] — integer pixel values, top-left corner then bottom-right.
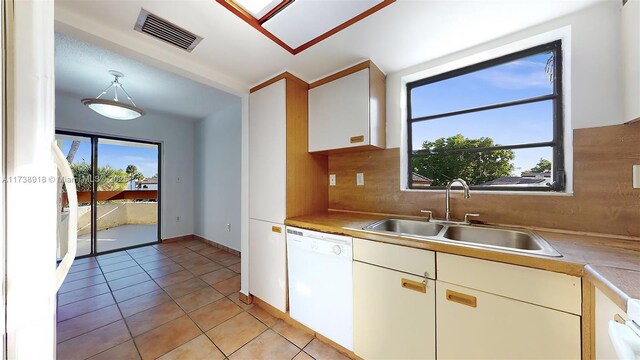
[[55, 132, 161, 257], [56, 134, 94, 257]]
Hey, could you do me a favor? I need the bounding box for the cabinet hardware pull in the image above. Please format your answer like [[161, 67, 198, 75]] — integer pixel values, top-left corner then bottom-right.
[[401, 278, 426, 293], [350, 135, 364, 143], [446, 289, 477, 308], [614, 314, 626, 324], [271, 226, 282, 233]]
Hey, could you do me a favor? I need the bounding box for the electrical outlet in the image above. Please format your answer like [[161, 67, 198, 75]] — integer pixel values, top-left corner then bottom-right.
[[633, 165, 640, 189], [176, 216, 180, 222], [356, 173, 364, 186], [329, 174, 336, 186], [226, 223, 232, 232]]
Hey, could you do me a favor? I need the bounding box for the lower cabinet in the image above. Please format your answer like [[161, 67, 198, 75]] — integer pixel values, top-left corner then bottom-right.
[[353, 261, 436, 360], [248, 218, 287, 312], [436, 282, 581, 359]]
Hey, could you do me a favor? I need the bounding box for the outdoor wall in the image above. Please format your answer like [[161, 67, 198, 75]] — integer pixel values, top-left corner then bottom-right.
[[194, 97, 242, 251], [386, 0, 624, 149], [75, 202, 157, 235], [56, 92, 195, 239]]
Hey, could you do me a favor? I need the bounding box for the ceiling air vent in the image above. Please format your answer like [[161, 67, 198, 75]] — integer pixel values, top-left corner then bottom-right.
[[134, 9, 203, 52]]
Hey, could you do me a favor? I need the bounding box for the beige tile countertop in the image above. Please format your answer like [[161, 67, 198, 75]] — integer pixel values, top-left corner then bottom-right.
[[285, 210, 640, 315]]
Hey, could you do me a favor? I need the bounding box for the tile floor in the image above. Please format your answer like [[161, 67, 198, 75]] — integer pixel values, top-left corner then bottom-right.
[[57, 239, 348, 360]]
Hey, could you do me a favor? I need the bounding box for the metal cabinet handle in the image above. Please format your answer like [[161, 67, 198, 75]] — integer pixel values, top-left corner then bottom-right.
[[401, 278, 426, 293], [52, 142, 78, 294], [272, 226, 282, 233], [446, 289, 477, 308]]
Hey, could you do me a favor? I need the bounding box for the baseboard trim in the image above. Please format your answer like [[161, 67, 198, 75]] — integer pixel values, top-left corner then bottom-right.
[[162, 234, 194, 243], [251, 296, 359, 359], [193, 234, 241, 257], [162, 234, 241, 257], [239, 292, 253, 305]]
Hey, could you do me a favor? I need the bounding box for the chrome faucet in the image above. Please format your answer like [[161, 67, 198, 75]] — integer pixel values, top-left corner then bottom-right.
[[420, 178, 480, 224], [445, 178, 470, 221]]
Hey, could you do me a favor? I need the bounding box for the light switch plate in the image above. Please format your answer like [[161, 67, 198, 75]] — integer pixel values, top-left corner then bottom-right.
[[356, 173, 364, 186], [633, 165, 640, 189], [329, 174, 336, 186]]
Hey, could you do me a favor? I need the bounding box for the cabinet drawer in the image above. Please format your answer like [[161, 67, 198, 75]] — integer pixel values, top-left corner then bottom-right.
[[353, 238, 435, 278], [437, 253, 581, 315]]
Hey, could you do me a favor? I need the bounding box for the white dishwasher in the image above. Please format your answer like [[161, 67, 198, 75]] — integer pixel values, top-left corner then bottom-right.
[[286, 226, 353, 350]]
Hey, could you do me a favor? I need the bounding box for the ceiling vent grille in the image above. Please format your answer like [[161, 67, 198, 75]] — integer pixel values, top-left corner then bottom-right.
[[134, 9, 203, 52]]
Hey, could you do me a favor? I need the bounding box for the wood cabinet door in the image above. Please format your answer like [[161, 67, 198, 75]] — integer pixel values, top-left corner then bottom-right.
[[308, 69, 370, 152], [353, 261, 436, 359], [249, 79, 286, 224], [248, 219, 287, 312], [436, 282, 581, 360]]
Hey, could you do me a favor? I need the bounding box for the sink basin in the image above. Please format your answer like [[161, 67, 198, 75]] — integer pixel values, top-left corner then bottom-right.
[[442, 225, 561, 257], [443, 226, 541, 250], [363, 218, 561, 257], [364, 218, 443, 237]]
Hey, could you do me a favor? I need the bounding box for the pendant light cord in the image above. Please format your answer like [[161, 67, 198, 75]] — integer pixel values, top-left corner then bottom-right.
[[93, 75, 137, 107]]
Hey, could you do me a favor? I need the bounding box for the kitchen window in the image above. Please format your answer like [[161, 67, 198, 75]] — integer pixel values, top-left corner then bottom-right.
[[407, 40, 564, 191]]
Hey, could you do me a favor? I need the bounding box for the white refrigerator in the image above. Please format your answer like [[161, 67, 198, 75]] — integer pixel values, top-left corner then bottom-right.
[[3, 1, 78, 359]]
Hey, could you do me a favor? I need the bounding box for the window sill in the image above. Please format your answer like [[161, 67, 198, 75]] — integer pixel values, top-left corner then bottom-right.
[[400, 188, 574, 197]]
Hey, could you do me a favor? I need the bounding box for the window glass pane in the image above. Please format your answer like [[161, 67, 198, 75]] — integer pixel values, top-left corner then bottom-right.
[[411, 100, 553, 150], [411, 147, 554, 188], [410, 51, 555, 118], [56, 134, 93, 257], [96, 138, 159, 253]]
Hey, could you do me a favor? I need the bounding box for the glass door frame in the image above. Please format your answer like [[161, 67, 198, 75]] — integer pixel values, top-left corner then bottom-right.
[[56, 129, 162, 258]]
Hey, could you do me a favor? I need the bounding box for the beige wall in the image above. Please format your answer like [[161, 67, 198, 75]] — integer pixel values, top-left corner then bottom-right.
[[76, 202, 157, 235]]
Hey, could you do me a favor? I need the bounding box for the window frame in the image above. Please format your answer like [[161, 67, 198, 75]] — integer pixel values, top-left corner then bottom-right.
[[406, 40, 565, 192]]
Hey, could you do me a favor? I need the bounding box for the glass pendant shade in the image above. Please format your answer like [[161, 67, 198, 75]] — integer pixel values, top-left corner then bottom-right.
[[82, 98, 144, 120], [82, 71, 144, 120]]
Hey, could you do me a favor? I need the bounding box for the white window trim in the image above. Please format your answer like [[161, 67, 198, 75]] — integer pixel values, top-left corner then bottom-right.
[[398, 26, 573, 196]]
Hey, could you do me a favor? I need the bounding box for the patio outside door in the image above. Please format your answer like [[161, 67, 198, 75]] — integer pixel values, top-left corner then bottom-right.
[[55, 132, 161, 257]]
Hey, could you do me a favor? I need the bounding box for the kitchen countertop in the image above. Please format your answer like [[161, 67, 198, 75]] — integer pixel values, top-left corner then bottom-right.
[[285, 210, 640, 315]]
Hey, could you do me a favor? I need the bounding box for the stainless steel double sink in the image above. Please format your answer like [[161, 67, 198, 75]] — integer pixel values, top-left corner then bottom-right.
[[363, 218, 561, 257]]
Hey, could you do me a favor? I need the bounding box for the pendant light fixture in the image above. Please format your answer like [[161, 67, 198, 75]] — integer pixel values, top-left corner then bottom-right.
[[82, 70, 145, 120]]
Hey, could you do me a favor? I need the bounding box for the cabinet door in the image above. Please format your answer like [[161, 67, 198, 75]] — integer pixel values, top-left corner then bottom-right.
[[354, 261, 436, 359], [309, 69, 370, 152], [436, 282, 581, 360], [249, 219, 287, 312], [249, 79, 286, 224], [595, 287, 629, 359]]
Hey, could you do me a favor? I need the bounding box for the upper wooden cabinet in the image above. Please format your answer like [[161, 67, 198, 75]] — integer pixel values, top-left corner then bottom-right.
[[249, 73, 328, 223], [249, 79, 287, 224], [308, 61, 386, 153]]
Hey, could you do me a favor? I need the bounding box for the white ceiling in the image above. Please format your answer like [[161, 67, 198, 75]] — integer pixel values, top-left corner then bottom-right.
[[55, 0, 605, 92], [55, 32, 240, 121]]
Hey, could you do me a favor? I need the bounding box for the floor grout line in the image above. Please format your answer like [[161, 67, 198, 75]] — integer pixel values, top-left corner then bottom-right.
[[93, 250, 142, 360], [57, 240, 243, 360]]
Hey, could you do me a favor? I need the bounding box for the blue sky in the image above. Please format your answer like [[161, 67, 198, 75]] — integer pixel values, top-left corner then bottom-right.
[[411, 52, 554, 174], [59, 139, 158, 178]]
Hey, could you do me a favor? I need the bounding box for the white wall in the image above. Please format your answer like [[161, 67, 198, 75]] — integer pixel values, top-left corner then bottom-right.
[[386, 0, 624, 149], [194, 97, 242, 251], [56, 92, 196, 239], [622, 0, 640, 122]]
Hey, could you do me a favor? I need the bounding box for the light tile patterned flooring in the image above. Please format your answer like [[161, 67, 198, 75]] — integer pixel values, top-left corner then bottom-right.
[[57, 239, 348, 360]]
